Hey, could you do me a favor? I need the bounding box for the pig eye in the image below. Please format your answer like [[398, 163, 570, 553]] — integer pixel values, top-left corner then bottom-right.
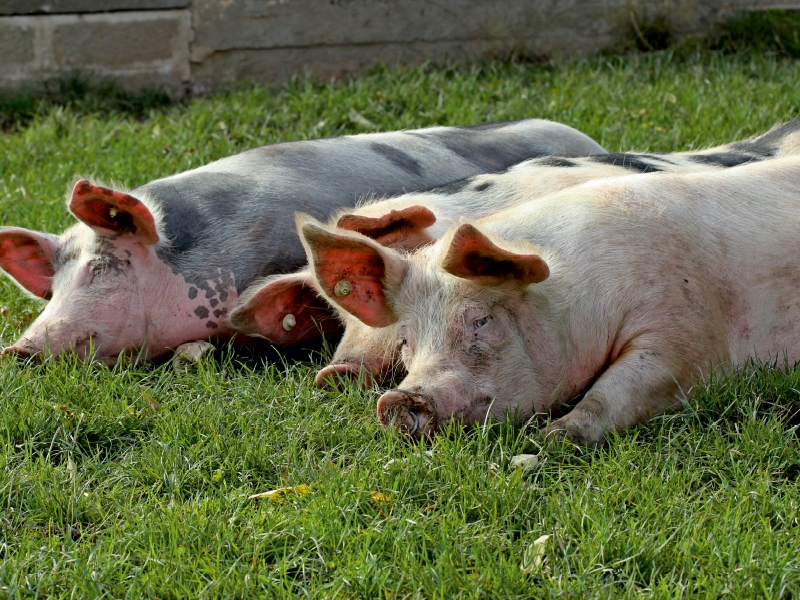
[[473, 315, 492, 330]]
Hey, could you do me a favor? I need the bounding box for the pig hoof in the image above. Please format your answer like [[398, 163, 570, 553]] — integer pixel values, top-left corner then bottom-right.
[[544, 415, 605, 447], [172, 341, 215, 372]]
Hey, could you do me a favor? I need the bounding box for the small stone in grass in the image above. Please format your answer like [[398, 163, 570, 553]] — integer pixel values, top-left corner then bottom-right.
[[172, 341, 215, 372], [520, 534, 551, 573], [510, 453, 540, 470]]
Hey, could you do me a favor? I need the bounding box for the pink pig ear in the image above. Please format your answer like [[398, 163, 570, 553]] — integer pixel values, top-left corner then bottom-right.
[[69, 180, 159, 245], [229, 271, 342, 345], [337, 205, 436, 251], [299, 218, 406, 328], [0, 227, 61, 299], [440, 223, 549, 286]]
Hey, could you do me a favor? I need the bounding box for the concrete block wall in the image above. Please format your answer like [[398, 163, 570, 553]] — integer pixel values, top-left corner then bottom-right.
[[1, 0, 799, 97]]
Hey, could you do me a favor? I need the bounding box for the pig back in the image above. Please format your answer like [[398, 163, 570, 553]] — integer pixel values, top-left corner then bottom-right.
[[134, 120, 606, 292]]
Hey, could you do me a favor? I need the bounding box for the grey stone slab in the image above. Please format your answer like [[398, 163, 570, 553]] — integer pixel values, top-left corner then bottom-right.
[[0, 1, 188, 16], [0, 11, 190, 97], [53, 14, 181, 68], [0, 19, 35, 71]]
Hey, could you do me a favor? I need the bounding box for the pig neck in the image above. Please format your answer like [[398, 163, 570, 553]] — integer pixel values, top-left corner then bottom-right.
[[140, 247, 238, 358]]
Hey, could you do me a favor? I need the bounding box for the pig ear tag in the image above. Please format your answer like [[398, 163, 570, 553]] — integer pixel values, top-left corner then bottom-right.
[[282, 313, 296, 331], [334, 280, 352, 297]]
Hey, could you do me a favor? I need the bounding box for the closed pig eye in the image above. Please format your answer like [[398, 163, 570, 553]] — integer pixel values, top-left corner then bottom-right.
[[474, 315, 492, 330]]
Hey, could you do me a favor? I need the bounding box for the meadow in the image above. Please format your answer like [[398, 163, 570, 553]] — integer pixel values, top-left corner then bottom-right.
[[1, 48, 800, 597]]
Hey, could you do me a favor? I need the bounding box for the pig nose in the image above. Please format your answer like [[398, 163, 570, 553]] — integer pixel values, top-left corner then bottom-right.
[[315, 362, 375, 389], [2, 344, 37, 361], [377, 389, 437, 439]]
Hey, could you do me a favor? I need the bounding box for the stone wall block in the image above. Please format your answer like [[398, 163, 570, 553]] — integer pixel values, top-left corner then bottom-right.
[[0, 10, 191, 95], [0, 19, 36, 74]]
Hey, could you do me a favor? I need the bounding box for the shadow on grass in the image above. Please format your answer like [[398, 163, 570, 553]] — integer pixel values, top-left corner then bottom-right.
[[0, 76, 175, 132]]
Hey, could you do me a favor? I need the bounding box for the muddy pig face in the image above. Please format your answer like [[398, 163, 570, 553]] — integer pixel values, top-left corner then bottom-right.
[[0, 180, 186, 363], [300, 217, 561, 439]]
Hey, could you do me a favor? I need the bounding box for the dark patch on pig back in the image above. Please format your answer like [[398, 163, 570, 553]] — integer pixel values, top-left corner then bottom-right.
[[195, 306, 209, 319], [370, 143, 423, 177], [456, 120, 523, 131], [731, 118, 799, 157], [428, 129, 549, 171], [590, 153, 664, 172], [536, 157, 578, 168], [687, 152, 761, 168], [431, 177, 474, 195]]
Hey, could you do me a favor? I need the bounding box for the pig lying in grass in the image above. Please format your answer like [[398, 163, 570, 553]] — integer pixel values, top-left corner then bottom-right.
[[231, 119, 800, 387], [0, 119, 605, 364], [299, 155, 800, 445]]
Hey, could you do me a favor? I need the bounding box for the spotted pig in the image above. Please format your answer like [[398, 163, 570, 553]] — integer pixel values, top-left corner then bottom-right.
[[0, 119, 605, 363]]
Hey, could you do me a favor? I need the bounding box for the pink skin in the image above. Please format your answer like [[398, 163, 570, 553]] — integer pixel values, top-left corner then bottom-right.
[[0, 181, 237, 364]]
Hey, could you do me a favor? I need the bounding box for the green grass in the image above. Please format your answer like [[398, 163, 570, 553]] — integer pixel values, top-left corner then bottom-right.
[[1, 52, 800, 597]]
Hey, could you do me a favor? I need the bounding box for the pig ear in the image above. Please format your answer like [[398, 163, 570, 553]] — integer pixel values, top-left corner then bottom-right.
[[336, 205, 436, 251], [299, 217, 405, 327], [229, 272, 341, 345], [0, 227, 60, 299], [440, 223, 549, 286], [68, 180, 159, 245]]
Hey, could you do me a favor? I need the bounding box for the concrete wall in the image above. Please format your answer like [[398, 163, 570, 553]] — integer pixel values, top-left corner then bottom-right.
[[1, 0, 798, 97]]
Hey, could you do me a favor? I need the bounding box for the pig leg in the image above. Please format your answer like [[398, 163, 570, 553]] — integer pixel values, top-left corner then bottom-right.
[[544, 335, 706, 446]]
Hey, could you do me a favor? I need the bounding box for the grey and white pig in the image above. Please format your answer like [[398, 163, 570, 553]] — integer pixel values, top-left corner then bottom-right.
[[299, 155, 800, 446], [0, 119, 606, 363], [231, 119, 800, 387]]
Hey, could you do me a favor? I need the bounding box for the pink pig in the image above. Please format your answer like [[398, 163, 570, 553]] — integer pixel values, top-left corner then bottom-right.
[[299, 156, 800, 445]]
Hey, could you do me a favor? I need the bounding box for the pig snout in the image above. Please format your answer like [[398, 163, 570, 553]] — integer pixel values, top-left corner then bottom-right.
[[2, 341, 37, 360], [377, 390, 437, 439], [315, 363, 372, 389]]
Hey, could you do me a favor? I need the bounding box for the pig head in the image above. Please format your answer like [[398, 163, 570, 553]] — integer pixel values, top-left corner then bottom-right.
[[0, 181, 236, 363], [230, 205, 438, 386], [298, 215, 568, 439]]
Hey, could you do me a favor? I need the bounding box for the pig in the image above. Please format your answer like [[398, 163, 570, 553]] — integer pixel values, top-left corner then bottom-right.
[[230, 119, 800, 388], [0, 119, 606, 363], [298, 154, 800, 446]]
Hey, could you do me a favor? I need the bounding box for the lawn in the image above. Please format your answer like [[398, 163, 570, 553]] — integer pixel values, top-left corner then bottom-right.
[[1, 51, 800, 597]]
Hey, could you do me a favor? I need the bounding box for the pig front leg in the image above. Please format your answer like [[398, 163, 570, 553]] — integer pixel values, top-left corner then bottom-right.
[[544, 335, 707, 446]]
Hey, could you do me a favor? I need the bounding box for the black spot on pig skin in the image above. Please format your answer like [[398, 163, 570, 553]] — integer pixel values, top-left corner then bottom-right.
[[219, 291, 228, 302], [731, 118, 800, 157], [213, 308, 228, 318], [590, 153, 664, 173], [537, 157, 578, 168], [688, 152, 761, 168], [433, 178, 473, 195], [188, 287, 198, 300], [206, 321, 218, 329], [195, 306, 209, 319], [370, 143, 423, 177], [209, 298, 218, 308]]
